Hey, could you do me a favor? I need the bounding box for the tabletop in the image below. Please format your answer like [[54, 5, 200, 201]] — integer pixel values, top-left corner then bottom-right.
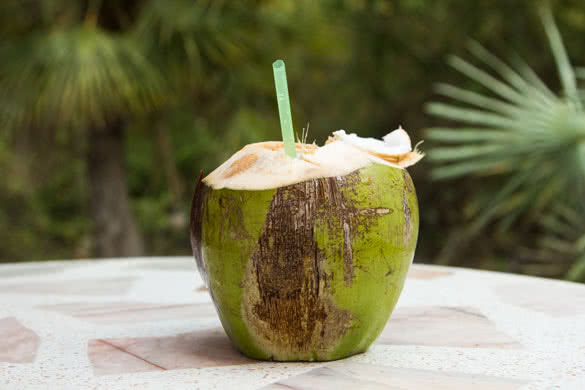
[[0, 257, 584, 390]]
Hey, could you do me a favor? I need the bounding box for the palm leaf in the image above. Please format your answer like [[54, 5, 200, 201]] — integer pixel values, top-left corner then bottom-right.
[[426, 5, 585, 278], [134, 0, 263, 81], [0, 0, 83, 33], [538, 205, 585, 282], [539, 5, 580, 106], [426, 7, 585, 230], [0, 26, 164, 130]]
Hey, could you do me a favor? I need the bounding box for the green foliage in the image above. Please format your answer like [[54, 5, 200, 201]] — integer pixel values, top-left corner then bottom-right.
[[427, 5, 585, 280], [1, 27, 164, 130], [0, 1, 165, 131], [537, 205, 585, 281], [1, 0, 585, 282], [0, 138, 89, 261], [135, 0, 261, 74]]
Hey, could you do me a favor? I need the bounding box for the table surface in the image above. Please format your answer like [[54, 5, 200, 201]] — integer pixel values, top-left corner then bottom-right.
[[0, 257, 584, 390]]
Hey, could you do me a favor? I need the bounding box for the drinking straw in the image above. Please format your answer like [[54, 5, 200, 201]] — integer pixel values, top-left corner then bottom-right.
[[272, 59, 297, 158]]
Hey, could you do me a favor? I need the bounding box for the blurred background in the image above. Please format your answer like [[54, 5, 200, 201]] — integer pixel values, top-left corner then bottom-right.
[[1, 0, 584, 282]]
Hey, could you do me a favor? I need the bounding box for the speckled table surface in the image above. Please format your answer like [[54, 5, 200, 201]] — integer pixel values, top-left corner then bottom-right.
[[0, 257, 584, 390]]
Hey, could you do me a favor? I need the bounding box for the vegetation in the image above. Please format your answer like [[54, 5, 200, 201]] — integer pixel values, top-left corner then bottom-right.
[[0, 0, 584, 282], [427, 5, 585, 281]]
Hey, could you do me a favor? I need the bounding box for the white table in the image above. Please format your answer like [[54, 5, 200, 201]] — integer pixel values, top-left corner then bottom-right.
[[0, 257, 584, 389]]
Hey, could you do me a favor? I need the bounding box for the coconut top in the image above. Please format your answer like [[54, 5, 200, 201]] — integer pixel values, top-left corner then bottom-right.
[[203, 127, 423, 190]]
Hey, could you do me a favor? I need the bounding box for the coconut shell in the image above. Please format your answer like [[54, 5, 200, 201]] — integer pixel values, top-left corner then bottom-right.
[[190, 163, 418, 361]]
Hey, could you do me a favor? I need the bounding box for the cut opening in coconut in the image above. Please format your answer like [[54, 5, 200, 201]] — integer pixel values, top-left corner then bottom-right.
[[204, 127, 424, 190]]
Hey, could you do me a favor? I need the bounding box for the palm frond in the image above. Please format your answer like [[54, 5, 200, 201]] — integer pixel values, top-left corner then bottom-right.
[[426, 6, 585, 279], [0, 0, 83, 33], [0, 26, 165, 130], [426, 6, 585, 235], [538, 5, 580, 107], [538, 204, 585, 282], [446, 55, 529, 107], [467, 40, 558, 105], [134, 0, 263, 80]]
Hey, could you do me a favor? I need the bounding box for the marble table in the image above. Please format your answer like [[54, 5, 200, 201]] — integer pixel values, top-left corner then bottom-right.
[[0, 257, 584, 390]]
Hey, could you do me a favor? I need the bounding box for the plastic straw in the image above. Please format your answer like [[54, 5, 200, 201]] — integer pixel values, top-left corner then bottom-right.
[[272, 59, 297, 158]]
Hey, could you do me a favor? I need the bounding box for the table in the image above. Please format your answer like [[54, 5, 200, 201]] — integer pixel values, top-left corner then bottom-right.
[[0, 257, 584, 389]]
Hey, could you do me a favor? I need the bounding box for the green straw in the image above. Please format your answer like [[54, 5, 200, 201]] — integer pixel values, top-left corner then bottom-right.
[[272, 59, 297, 158]]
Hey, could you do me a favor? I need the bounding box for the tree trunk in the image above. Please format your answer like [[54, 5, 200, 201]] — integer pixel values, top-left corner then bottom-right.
[[88, 120, 144, 258], [154, 122, 183, 205]]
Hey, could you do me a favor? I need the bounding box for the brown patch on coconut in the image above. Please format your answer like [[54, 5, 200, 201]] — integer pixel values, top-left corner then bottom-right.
[[242, 176, 351, 359], [240, 170, 395, 359], [402, 171, 414, 247], [190, 171, 210, 286], [244, 141, 283, 151], [224, 153, 259, 179], [244, 141, 318, 154]]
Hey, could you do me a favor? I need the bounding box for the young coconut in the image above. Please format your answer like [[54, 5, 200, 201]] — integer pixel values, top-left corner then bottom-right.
[[190, 127, 423, 361]]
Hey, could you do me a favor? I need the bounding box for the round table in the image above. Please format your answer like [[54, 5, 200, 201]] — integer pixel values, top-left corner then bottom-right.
[[0, 257, 583, 389]]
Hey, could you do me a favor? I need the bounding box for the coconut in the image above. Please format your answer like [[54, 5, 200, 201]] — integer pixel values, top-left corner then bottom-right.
[[190, 127, 423, 361]]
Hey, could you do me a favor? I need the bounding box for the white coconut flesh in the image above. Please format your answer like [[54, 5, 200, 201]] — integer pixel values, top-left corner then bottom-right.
[[204, 127, 424, 190]]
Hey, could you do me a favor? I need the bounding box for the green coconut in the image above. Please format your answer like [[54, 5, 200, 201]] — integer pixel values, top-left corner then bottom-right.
[[190, 128, 422, 361]]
